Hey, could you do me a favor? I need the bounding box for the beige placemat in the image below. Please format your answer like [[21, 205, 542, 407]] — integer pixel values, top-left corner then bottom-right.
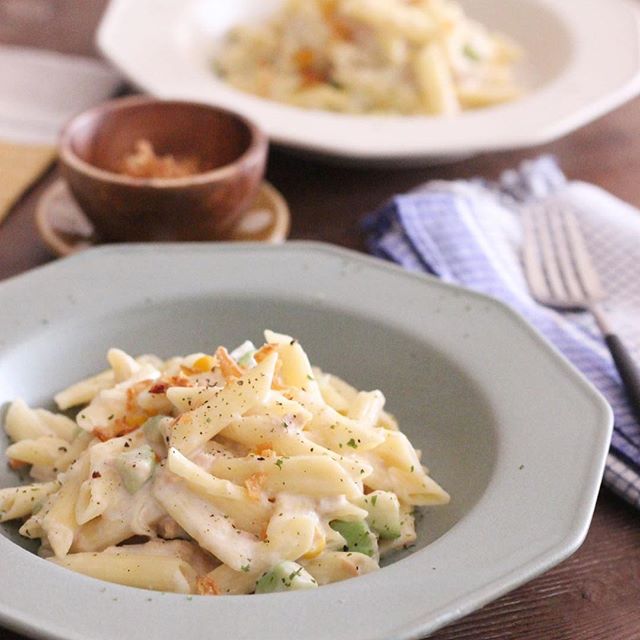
[[0, 140, 56, 224]]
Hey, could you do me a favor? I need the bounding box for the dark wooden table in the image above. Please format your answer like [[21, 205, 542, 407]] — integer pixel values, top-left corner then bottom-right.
[[2, 2, 639, 639]]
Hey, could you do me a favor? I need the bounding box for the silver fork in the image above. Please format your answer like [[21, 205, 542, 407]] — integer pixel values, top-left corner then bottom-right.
[[522, 203, 640, 421]]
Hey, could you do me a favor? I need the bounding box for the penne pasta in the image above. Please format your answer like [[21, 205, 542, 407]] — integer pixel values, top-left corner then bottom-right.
[[170, 352, 278, 455], [54, 431, 95, 473], [292, 390, 386, 453], [1, 331, 448, 594], [215, 0, 522, 115], [167, 447, 246, 500], [72, 515, 135, 553], [0, 481, 59, 523], [206, 454, 363, 499], [153, 470, 261, 572], [42, 454, 89, 558], [50, 552, 197, 593], [6, 436, 72, 468], [263, 330, 324, 402], [103, 539, 218, 576], [204, 563, 259, 595], [347, 390, 386, 429], [54, 369, 114, 411], [300, 550, 379, 585], [220, 415, 373, 481], [414, 42, 460, 115], [5, 399, 77, 442]]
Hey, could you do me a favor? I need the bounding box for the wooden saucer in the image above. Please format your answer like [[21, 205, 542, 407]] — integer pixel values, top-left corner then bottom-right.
[[35, 179, 290, 257]]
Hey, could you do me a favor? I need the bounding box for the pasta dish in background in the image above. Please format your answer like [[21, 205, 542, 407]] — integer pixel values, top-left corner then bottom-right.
[[0, 331, 449, 595], [215, 0, 522, 115]]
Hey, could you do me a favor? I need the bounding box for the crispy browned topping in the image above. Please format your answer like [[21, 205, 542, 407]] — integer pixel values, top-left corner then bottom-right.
[[120, 139, 202, 179], [244, 472, 267, 501], [253, 344, 276, 363], [215, 346, 244, 380], [195, 575, 221, 596]]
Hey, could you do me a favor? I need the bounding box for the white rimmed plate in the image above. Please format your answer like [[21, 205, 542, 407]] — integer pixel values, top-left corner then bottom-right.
[[0, 242, 612, 640], [96, 0, 640, 164]]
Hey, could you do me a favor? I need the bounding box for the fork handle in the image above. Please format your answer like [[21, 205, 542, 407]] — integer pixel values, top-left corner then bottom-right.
[[605, 334, 640, 422]]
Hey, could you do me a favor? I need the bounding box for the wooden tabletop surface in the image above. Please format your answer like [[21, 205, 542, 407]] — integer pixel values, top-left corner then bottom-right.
[[2, 2, 639, 639]]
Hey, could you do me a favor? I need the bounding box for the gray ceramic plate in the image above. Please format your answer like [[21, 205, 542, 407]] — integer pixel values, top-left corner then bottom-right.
[[0, 242, 612, 640]]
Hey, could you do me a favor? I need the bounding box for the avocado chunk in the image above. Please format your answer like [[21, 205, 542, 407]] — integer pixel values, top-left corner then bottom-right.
[[329, 519, 377, 557], [142, 415, 170, 457], [254, 561, 318, 594], [115, 444, 156, 494], [359, 491, 402, 540], [230, 340, 257, 368]]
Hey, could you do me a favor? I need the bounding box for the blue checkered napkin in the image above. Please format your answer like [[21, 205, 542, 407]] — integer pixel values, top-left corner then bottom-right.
[[364, 156, 640, 510]]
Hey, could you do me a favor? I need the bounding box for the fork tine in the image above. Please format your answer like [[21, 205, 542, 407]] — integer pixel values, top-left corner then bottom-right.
[[562, 208, 605, 301], [522, 207, 551, 301], [548, 203, 584, 300], [535, 206, 569, 300]]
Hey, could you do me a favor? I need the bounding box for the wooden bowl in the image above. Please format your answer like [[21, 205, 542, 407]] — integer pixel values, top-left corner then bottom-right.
[[58, 96, 268, 241]]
